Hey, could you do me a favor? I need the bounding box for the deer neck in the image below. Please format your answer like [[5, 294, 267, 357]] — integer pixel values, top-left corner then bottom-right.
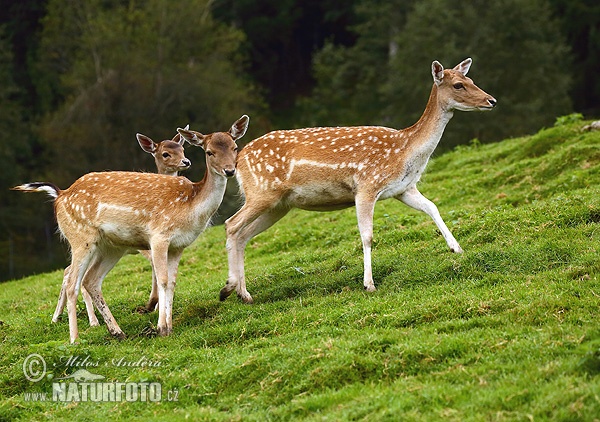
[[191, 166, 227, 218], [403, 84, 453, 158]]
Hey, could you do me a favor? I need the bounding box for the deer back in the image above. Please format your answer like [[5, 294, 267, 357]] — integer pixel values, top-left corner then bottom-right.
[[55, 172, 203, 250]]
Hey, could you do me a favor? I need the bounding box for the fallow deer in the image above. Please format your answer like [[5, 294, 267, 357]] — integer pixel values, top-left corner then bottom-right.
[[53, 127, 192, 327], [222, 58, 496, 303], [14, 115, 249, 343]]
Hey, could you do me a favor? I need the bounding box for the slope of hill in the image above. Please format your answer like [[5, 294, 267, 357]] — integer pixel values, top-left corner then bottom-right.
[[1, 116, 599, 420]]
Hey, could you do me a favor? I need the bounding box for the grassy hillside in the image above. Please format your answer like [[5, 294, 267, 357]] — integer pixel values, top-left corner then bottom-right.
[[1, 116, 599, 420]]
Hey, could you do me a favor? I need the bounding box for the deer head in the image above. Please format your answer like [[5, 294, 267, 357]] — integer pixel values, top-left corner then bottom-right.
[[136, 124, 191, 175], [178, 115, 249, 178], [432, 58, 497, 112]]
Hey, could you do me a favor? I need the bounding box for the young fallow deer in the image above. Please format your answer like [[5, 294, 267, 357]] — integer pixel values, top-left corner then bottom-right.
[[53, 127, 192, 327], [222, 58, 496, 303], [14, 116, 249, 343]]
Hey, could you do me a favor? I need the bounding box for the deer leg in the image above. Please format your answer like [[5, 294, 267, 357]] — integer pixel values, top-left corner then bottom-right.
[[356, 195, 377, 292], [138, 250, 158, 312], [398, 187, 463, 253], [52, 266, 69, 323], [54, 264, 100, 326], [82, 250, 125, 339], [65, 247, 96, 344], [146, 268, 159, 312], [159, 250, 183, 336], [224, 204, 288, 303], [151, 241, 172, 336], [81, 287, 99, 326]]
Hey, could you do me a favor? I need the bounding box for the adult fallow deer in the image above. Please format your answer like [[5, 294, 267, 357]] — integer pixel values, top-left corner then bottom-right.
[[53, 127, 192, 327], [14, 116, 249, 343], [223, 58, 496, 303]]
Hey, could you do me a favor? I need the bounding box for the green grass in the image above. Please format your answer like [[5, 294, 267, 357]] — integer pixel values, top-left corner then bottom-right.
[[1, 117, 599, 420]]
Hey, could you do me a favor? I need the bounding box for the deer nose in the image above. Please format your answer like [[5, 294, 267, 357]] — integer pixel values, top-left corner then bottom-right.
[[488, 97, 497, 108], [224, 169, 236, 178], [182, 159, 191, 167]]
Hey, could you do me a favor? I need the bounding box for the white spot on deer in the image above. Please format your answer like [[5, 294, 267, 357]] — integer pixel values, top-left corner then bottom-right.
[[266, 164, 275, 173]]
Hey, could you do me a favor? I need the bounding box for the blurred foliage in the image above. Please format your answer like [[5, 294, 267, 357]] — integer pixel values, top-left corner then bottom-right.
[[300, 0, 573, 148], [0, 0, 598, 280]]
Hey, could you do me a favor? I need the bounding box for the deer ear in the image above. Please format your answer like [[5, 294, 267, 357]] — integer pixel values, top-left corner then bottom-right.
[[432, 61, 444, 86], [228, 115, 250, 142], [177, 128, 206, 148], [453, 58, 472, 76], [173, 124, 189, 145], [137, 133, 157, 154]]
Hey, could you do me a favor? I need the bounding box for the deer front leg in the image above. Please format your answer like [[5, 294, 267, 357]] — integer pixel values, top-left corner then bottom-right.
[[356, 194, 377, 292], [162, 250, 183, 335], [152, 241, 177, 336], [398, 187, 463, 253]]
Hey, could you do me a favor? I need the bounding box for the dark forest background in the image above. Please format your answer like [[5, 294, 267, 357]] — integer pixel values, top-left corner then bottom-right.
[[1, 0, 598, 281]]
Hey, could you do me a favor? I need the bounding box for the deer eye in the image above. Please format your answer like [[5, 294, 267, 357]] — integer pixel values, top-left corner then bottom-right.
[[162, 152, 170, 158], [206, 151, 215, 157], [453, 82, 465, 90]]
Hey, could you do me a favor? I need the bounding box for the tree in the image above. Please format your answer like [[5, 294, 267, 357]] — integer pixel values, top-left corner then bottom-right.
[[547, 0, 600, 116], [212, 0, 358, 127], [0, 27, 62, 281], [302, 0, 573, 149], [37, 0, 261, 182]]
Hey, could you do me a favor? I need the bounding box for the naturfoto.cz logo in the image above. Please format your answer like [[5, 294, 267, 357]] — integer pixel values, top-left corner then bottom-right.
[[22, 353, 179, 403]]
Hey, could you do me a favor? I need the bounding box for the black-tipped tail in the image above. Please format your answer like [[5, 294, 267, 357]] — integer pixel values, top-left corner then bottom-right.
[[11, 182, 61, 199]]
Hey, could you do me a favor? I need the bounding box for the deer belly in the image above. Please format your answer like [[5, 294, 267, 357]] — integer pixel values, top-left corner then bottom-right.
[[287, 182, 355, 211], [98, 222, 149, 249]]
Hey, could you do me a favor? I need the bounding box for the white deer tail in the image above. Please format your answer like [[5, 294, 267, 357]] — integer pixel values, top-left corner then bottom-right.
[[12, 182, 62, 199]]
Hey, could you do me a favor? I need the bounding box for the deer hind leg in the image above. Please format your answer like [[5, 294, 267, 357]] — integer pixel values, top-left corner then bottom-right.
[[398, 187, 463, 253], [53, 265, 99, 326], [52, 266, 69, 323], [81, 287, 99, 326], [356, 194, 377, 292], [81, 249, 125, 339], [224, 203, 289, 303], [65, 246, 97, 344]]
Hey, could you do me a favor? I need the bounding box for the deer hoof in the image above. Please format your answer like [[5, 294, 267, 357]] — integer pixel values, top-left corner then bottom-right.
[[219, 285, 234, 301], [112, 331, 126, 340], [364, 285, 377, 292], [238, 292, 254, 304], [157, 326, 172, 337]]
